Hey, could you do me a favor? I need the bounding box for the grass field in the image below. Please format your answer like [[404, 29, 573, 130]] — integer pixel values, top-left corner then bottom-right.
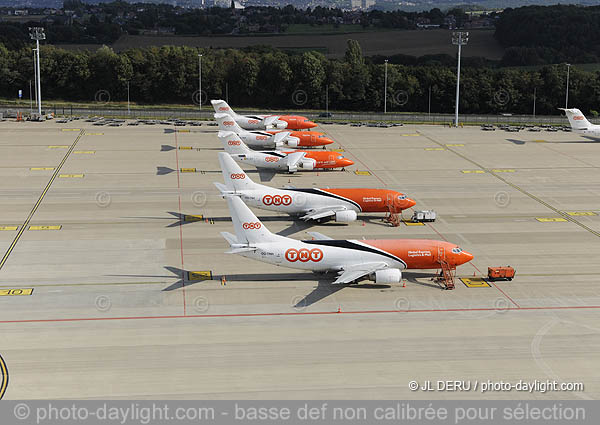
[[58, 29, 505, 59], [283, 23, 388, 34]]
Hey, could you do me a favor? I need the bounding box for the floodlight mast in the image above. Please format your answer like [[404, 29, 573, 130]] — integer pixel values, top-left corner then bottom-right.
[[29, 27, 45, 116], [452, 31, 468, 127]]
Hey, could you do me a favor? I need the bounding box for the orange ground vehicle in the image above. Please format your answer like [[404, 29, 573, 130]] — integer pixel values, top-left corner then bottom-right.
[[488, 266, 516, 281]]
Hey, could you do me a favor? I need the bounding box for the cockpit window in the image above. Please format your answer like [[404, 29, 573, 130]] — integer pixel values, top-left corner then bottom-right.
[[451, 247, 463, 254], [397, 195, 407, 200]]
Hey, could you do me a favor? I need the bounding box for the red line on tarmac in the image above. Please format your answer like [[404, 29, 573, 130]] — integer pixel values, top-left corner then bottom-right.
[[173, 130, 187, 316], [1, 305, 600, 325]]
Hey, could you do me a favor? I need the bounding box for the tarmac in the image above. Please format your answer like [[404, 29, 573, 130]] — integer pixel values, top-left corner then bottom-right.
[[0, 119, 599, 399]]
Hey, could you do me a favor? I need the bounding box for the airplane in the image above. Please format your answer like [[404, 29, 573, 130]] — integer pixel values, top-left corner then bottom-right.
[[220, 194, 473, 284], [219, 131, 353, 177], [211, 99, 317, 130], [215, 152, 415, 223], [559, 108, 600, 139], [215, 113, 334, 149]]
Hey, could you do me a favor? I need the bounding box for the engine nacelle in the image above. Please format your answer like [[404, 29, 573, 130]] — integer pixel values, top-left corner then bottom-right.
[[374, 268, 402, 284], [299, 159, 316, 170], [334, 210, 357, 222], [269, 120, 288, 129], [287, 165, 298, 173], [284, 137, 300, 148]]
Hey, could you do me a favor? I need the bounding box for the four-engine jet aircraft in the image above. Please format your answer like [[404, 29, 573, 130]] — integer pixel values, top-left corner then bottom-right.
[[220, 195, 474, 284], [215, 152, 415, 223], [559, 108, 600, 140], [215, 113, 333, 149], [211, 99, 317, 130], [219, 132, 353, 179]]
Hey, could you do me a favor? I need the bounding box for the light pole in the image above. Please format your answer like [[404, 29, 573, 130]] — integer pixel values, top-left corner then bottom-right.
[[127, 81, 130, 115], [533, 87, 536, 118], [428, 85, 432, 117], [198, 53, 203, 111], [325, 84, 329, 116], [384, 59, 388, 114], [565, 63, 571, 109], [452, 31, 468, 127], [29, 27, 45, 117]]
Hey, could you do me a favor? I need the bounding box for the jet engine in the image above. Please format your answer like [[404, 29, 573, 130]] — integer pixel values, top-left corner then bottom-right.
[[299, 159, 316, 170], [269, 120, 288, 129], [334, 210, 357, 222], [373, 268, 402, 284], [284, 137, 300, 148]]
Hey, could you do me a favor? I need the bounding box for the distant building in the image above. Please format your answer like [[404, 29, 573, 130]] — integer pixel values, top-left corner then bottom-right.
[[351, 0, 375, 10]]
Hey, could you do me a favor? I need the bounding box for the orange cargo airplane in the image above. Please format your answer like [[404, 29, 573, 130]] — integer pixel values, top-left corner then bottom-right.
[[268, 130, 334, 147], [212, 100, 317, 130]]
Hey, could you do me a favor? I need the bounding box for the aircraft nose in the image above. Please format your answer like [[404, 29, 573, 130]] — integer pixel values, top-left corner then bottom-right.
[[305, 121, 318, 128], [462, 251, 474, 264], [406, 198, 417, 208], [321, 138, 334, 145], [341, 158, 354, 167]]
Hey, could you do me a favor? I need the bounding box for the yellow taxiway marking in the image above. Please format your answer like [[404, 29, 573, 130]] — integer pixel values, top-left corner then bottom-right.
[[30, 167, 55, 171], [401, 133, 420, 137], [61, 128, 80, 132], [180, 168, 197, 173], [446, 143, 464, 147], [532, 139, 546, 143], [73, 150, 95, 154], [332, 148, 345, 152], [189, 271, 213, 281], [354, 170, 371, 176], [460, 278, 491, 288], [59, 174, 84, 178], [461, 170, 485, 174], [566, 211, 597, 216], [178, 146, 193, 150], [492, 169, 516, 173], [0, 288, 34, 296], [48, 145, 69, 149], [28, 225, 62, 230], [184, 215, 204, 222], [0, 130, 84, 272], [85, 133, 104, 136], [402, 220, 425, 226], [177, 129, 191, 133], [0, 226, 18, 231], [536, 217, 568, 222], [425, 147, 445, 151]]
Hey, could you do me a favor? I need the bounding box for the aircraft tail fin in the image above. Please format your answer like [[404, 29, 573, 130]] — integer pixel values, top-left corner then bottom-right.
[[559, 108, 593, 130], [225, 195, 280, 244], [218, 131, 252, 155], [211, 100, 236, 117], [214, 113, 245, 133], [217, 152, 259, 191]]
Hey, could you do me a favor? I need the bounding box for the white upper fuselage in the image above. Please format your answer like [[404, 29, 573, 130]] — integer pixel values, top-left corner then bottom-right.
[[239, 131, 299, 149], [233, 114, 288, 130], [574, 126, 600, 139]]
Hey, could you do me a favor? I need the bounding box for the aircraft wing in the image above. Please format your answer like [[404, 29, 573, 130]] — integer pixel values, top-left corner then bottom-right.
[[333, 262, 388, 285], [306, 231, 333, 240], [272, 131, 291, 145], [263, 116, 281, 128], [300, 206, 347, 221], [285, 151, 306, 167]]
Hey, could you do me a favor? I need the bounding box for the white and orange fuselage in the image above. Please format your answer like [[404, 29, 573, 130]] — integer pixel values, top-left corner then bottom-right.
[[267, 130, 334, 148]]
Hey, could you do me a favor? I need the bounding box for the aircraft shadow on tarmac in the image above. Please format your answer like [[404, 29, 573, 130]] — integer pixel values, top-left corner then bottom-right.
[[161, 266, 440, 307]]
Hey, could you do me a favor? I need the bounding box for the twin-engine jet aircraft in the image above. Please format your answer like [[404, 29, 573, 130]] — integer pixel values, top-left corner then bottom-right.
[[215, 113, 333, 149], [219, 131, 353, 177], [211, 99, 317, 130], [559, 108, 600, 139], [215, 152, 415, 223], [220, 195, 473, 284]]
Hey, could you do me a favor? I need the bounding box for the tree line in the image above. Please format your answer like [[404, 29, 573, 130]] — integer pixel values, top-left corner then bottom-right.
[[1, 41, 599, 116]]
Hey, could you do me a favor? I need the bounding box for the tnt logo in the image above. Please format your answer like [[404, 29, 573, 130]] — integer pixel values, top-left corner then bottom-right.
[[285, 248, 323, 262], [256, 135, 268, 141], [242, 222, 261, 229], [265, 157, 279, 163], [248, 119, 260, 125], [218, 107, 229, 111], [573, 116, 584, 120], [230, 173, 245, 180], [263, 195, 292, 206], [228, 140, 241, 146], [223, 121, 235, 126]]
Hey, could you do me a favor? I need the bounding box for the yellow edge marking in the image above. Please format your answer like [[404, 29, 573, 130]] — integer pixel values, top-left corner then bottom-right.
[[403, 221, 425, 226], [177, 130, 191, 133], [85, 133, 103, 136], [446, 143, 464, 147], [401, 134, 420, 137], [566, 211, 597, 216], [332, 149, 345, 152], [59, 174, 84, 178], [180, 168, 197, 173], [48, 145, 69, 149], [0, 226, 18, 231], [61, 128, 80, 131], [28, 225, 62, 230], [492, 169, 515, 173], [461, 170, 485, 174], [536, 218, 568, 222], [73, 151, 95, 154], [0, 353, 7, 399], [354, 171, 371, 176], [0, 288, 33, 296], [184, 215, 204, 222], [178, 146, 193, 150], [30, 167, 55, 171], [0, 129, 84, 271], [425, 147, 445, 151], [460, 278, 491, 288], [189, 271, 212, 281]]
